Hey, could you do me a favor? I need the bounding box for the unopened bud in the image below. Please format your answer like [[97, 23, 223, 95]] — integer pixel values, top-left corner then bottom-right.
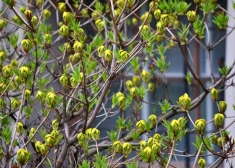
[[125, 80, 133, 90], [45, 92, 57, 108], [16, 122, 24, 134], [59, 25, 69, 37], [210, 88, 218, 101], [77, 132, 86, 142], [21, 39, 32, 53], [195, 119, 206, 135], [187, 11, 196, 22], [43, 9, 51, 20], [104, 49, 112, 61], [219, 101, 227, 113], [198, 157, 206, 168], [141, 70, 150, 83], [214, 113, 224, 127], [132, 76, 140, 86], [148, 82, 155, 92], [113, 141, 122, 153], [58, 2, 66, 13], [91, 128, 100, 140], [140, 140, 147, 150], [122, 142, 132, 157], [149, 114, 157, 127], [17, 148, 31, 166], [24, 10, 32, 20], [136, 120, 146, 132]]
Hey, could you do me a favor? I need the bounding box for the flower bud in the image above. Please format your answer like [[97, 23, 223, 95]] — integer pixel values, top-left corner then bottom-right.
[[11, 59, 18, 67], [116, 0, 125, 9], [43, 9, 51, 20], [81, 9, 89, 17], [136, 120, 146, 132], [16, 122, 24, 134], [0, 20, 7, 31], [219, 101, 227, 113], [141, 70, 150, 83], [20, 7, 26, 13], [91, 11, 100, 20], [60, 74, 68, 86], [21, 39, 32, 52], [91, 128, 100, 140], [148, 82, 155, 92], [36, 90, 45, 102], [36, 0, 43, 7], [132, 18, 138, 26], [130, 87, 137, 97], [63, 42, 71, 52], [114, 9, 121, 18], [28, 128, 36, 142], [125, 80, 133, 90], [217, 137, 225, 148], [171, 119, 180, 134], [70, 76, 79, 88], [0, 99, 5, 108], [39, 144, 47, 155], [44, 34, 52, 45], [31, 16, 38, 27], [195, 119, 206, 135], [160, 14, 169, 27], [152, 142, 161, 155], [97, 45, 105, 57], [24, 10, 32, 20], [148, 137, 156, 147], [132, 76, 140, 86], [140, 140, 147, 150], [118, 50, 130, 63], [198, 157, 206, 168], [73, 41, 83, 52], [122, 142, 132, 157], [156, 21, 165, 34], [113, 141, 122, 153], [104, 49, 112, 62], [59, 25, 69, 37], [77, 132, 86, 142], [143, 147, 152, 161], [35, 141, 42, 153], [2, 64, 13, 78], [117, 96, 125, 109], [0, 83, 6, 93], [187, 11, 196, 22], [139, 25, 150, 36], [153, 133, 161, 141], [52, 119, 59, 130], [58, 2, 66, 13], [85, 128, 93, 139], [17, 148, 31, 166], [24, 89, 31, 99], [140, 12, 152, 24], [149, 114, 157, 127], [63, 12, 72, 23], [45, 134, 56, 147], [214, 113, 224, 127], [12, 15, 23, 25], [211, 134, 217, 144], [45, 92, 57, 108], [178, 93, 191, 111], [0, 51, 6, 62], [11, 98, 20, 109], [116, 92, 124, 98], [51, 130, 59, 139], [210, 88, 218, 101], [95, 19, 105, 31], [149, 1, 158, 11]]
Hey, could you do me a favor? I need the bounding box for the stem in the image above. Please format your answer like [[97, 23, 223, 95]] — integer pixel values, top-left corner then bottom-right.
[[166, 138, 176, 168]]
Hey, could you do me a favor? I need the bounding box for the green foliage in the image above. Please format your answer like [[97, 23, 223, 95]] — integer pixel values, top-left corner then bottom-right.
[[213, 12, 229, 30], [159, 99, 172, 114]]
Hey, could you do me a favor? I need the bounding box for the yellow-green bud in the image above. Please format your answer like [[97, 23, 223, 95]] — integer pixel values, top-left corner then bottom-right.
[[58, 2, 66, 13], [74, 53, 82, 59], [0, 99, 5, 108], [11, 98, 20, 109], [148, 137, 156, 147], [24, 10, 32, 20], [36, 90, 45, 102], [11, 59, 18, 67], [0, 83, 6, 93], [130, 87, 137, 97], [60, 74, 68, 86], [19, 66, 30, 81], [91, 11, 100, 20], [95, 19, 105, 32], [91, 128, 100, 140], [36, 0, 43, 7], [16, 148, 31, 166], [217, 137, 225, 148], [148, 82, 155, 92], [122, 142, 132, 157], [24, 89, 31, 99], [195, 119, 206, 135], [139, 25, 150, 36], [219, 101, 227, 113], [211, 134, 217, 144], [178, 93, 191, 111], [116, 92, 124, 98], [210, 88, 218, 101], [140, 140, 147, 150], [117, 96, 125, 107], [16, 122, 24, 134], [132, 18, 138, 26], [153, 133, 161, 141], [97, 45, 105, 57], [132, 76, 140, 86], [39, 144, 47, 155], [35, 141, 42, 153], [198, 157, 206, 168], [160, 14, 169, 27], [115, 0, 125, 9], [12, 15, 23, 25], [45, 92, 56, 108], [214, 113, 224, 128], [21, 39, 32, 52], [31, 16, 38, 27], [77, 132, 86, 142], [149, 114, 157, 126], [2, 64, 13, 78], [140, 12, 152, 24], [136, 120, 146, 132], [118, 49, 130, 63], [44, 34, 52, 45], [125, 80, 133, 90], [73, 41, 83, 52], [152, 142, 161, 155], [28, 128, 36, 142], [156, 21, 165, 34], [64, 42, 71, 52], [0, 51, 7, 62], [63, 12, 72, 23], [149, 1, 159, 11], [20, 7, 26, 13], [143, 146, 152, 161], [52, 119, 59, 130], [51, 130, 59, 139], [85, 128, 93, 139], [113, 141, 122, 153], [171, 119, 180, 134], [43, 9, 51, 20], [45, 134, 55, 147], [187, 11, 196, 22], [0, 20, 7, 31], [59, 25, 69, 37], [141, 70, 150, 83], [114, 9, 121, 18], [104, 49, 112, 62], [81, 9, 89, 17], [70, 76, 79, 88]]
